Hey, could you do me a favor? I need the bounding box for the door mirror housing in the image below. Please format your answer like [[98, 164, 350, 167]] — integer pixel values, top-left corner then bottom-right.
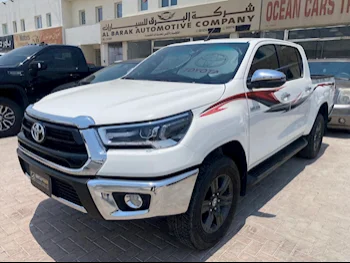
[[30, 61, 48, 71], [249, 69, 286, 89]]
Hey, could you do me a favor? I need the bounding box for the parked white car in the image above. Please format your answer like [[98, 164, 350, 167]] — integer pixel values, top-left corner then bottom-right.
[[17, 39, 335, 250]]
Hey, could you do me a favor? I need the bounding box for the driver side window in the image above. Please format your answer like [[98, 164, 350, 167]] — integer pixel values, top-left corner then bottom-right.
[[33, 48, 77, 70], [248, 45, 279, 79]]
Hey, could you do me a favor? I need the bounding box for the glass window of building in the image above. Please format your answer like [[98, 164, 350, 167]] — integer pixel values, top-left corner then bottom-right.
[[289, 26, 350, 40], [46, 13, 52, 27], [35, 16, 42, 29], [239, 32, 261, 38], [162, 0, 177, 7], [140, 0, 148, 11], [262, 31, 284, 40], [20, 19, 25, 31], [115, 3, 122, 18], [13, 21, 17, 33], [79, 10, 86, 25], [193, 34, 231, 41], [2, 24, 8, 35], [128, 41, 152, 59], [96, 7, 103, 23]]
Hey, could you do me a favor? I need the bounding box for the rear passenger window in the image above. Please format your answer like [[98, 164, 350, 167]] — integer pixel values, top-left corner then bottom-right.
[[248, 45, 279, 79], [277, 45, 303, 81]]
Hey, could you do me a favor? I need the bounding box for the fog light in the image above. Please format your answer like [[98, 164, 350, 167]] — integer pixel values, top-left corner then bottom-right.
[[339, 118, 346, 124], [124, 194, 143, 209]]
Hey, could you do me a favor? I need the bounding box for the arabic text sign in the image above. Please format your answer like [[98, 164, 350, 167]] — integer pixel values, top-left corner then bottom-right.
[[101, 0, 261, 43], [14, 27, 63, 48], [261, 0, 350, 30], [0, 35, 14, 51]]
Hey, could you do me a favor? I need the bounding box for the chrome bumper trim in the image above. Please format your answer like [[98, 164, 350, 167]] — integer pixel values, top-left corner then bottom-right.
[[52, 195, 87, 214], [18, 129, 107, 177], [87, 169, 199, 220], [26, 105, 95, 129]]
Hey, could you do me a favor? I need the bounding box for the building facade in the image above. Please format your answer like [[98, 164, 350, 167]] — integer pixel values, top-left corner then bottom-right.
[[1, 0, 350, 65], [0, 0, 64, 52]]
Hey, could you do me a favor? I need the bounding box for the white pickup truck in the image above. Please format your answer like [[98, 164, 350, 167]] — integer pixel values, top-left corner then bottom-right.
[[17, 39, 335, 250]]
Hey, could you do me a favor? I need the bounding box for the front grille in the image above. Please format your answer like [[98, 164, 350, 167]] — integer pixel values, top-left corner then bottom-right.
[[52, 178, 83, 207], [20, 115, 88, 169]]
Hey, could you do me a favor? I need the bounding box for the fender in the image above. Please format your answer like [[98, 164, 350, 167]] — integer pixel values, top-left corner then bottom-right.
[[0, 84, 29, 108], [304, 82, 334, 135]]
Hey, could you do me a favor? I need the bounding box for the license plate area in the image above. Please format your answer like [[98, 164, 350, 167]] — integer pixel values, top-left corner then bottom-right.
[[30, 170, 52, 197]]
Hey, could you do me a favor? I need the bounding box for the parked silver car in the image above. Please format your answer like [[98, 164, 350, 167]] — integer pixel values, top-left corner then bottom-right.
[[309, 59, 350, 132]]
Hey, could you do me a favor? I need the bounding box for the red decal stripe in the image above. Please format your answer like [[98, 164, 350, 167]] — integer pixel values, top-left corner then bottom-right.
[[200, 93, 246, 117]]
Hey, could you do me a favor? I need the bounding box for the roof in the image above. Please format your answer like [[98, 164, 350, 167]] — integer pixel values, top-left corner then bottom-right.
[[168, 38, 297, 47], [309, 58, 350, 63]]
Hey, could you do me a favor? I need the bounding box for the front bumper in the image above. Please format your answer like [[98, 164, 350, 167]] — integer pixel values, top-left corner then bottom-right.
[[328, 105, 350, 131], [18, 148, 198, 220]]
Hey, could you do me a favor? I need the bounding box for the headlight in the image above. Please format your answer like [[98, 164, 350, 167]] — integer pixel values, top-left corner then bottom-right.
[[337, 89, 350, 105], [98, 112, 193, 149]]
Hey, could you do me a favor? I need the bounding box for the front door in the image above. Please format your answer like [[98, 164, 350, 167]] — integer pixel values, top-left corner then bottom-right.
[[28, 47, 81, 101], [247, 43, 305, 169]]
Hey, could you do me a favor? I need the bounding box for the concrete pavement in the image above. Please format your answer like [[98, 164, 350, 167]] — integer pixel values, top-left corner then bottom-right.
[[0, 131, 350, 262]]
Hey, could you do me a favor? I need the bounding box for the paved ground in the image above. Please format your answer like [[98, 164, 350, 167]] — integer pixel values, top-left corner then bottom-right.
[[0, 131, 350, 262]]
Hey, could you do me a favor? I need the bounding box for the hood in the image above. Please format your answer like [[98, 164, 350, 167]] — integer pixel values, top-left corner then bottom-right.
[[51, 81, 81, 94], [34, 79, 225, 125]]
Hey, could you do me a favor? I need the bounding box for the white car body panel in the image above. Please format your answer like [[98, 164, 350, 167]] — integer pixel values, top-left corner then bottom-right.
[[31, 39, 335, 178]]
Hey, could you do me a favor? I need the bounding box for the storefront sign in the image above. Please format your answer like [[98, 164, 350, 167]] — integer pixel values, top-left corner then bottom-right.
[[0, 35, 14, 52], [261, 0, 350, 30], [101, 0, 261, 43], [14, 27, 63, 48]]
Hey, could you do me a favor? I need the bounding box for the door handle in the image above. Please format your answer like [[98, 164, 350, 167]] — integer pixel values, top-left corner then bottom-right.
[[70, 73, 80, 79], [281, 93, 291, 102], [305, 86, 313, 93]]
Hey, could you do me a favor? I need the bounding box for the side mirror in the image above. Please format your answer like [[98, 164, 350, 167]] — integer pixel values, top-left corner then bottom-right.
[[30, 61, 48, 71], [249, 69, 286, 89]]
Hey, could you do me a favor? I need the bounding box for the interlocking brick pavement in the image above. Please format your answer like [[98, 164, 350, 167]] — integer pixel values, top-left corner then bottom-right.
[[0, 131, 349, 262]]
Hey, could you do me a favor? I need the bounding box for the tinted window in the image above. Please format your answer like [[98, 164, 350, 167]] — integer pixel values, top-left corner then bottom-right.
[[35, 48, 77, 70], [309, 62, 350, 79], [125, 43, 249, 85], [277, 45, 303, 81], [249, 45, 279, 78], [82, 62, 140, 84], [0, 45, 43, 66]]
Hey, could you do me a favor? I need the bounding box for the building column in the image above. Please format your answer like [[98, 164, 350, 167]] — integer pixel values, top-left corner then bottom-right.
[[123, 41, 128, 60], [101, 43, 109, 66]]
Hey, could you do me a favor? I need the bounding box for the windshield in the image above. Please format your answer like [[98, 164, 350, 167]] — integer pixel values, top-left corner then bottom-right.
[[0, 45, 43, 67], [124, 43, 249, 85], [309, 62, 350, 80], [82, 62, 140, 84]]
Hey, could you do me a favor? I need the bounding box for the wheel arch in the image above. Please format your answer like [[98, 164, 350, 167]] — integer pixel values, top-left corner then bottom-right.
[[318, 102, 329, 131], [202, 140, 248, 196], [0, 85, 29, 110]]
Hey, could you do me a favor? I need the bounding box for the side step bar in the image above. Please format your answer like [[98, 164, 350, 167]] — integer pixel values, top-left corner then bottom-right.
[[247, 138, 308, 187]]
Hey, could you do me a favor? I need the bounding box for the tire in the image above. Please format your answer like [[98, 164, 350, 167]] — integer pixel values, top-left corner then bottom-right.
[[168, 155, 240, 250], [0, 98, 23, 138], [299, 114, 325, 159]]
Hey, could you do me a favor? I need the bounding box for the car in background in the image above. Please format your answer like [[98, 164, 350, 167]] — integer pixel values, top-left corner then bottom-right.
[[51, 59, 143, 93], [309, 59, 350, 132]]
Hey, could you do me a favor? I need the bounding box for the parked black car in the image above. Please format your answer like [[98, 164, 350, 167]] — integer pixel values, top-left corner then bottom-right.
[[0, 44, 103, 137], [51, 59, 143, 93]]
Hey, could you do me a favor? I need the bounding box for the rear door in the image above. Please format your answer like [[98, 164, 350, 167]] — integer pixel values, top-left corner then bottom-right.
[[247, 43, 305, 168], [276, 44, 310, 139]]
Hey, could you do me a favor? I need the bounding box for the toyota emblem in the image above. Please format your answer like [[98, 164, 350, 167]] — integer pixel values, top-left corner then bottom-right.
[[31, 123, 46, 144]]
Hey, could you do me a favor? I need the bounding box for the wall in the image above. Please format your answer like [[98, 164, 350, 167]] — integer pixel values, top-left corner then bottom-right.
[[0, 0, 63, 36], [65, 23, 101, 46], [80, 45, 97, 64], [70, 0, 117, 27], [68, 0, 224, 28]]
